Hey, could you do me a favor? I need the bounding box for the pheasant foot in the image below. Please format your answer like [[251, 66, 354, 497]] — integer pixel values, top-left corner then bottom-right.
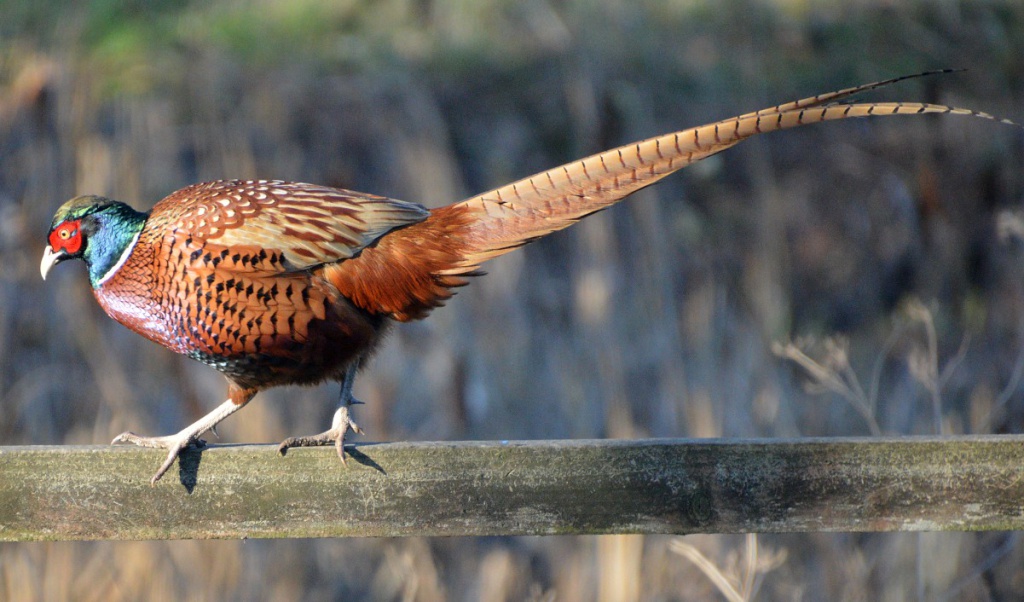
[[278, 364, 365, 462], [277, 403, 364, 462], [111, 398, 247, 484], [112, 430, 206, 485]]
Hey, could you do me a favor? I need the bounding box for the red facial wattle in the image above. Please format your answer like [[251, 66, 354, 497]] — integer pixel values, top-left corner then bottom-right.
[[49, 220, 83, 255]]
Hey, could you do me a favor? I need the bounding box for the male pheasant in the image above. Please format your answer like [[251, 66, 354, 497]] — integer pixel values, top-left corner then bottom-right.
[[41, 73, 1011, 483]]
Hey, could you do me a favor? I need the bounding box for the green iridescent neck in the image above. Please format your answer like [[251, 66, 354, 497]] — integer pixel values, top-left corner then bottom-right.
[[83, 202, 148, 288]]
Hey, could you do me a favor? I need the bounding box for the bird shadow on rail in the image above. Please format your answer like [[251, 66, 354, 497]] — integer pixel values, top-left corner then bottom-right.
[[171, 443, 388, 493]]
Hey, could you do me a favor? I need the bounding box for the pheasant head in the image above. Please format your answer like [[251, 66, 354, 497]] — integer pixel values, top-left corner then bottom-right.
[[41, 195, 148, 288]]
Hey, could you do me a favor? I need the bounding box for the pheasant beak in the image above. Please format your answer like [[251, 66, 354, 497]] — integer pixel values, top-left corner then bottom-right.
[[40, 245, 65, 280]]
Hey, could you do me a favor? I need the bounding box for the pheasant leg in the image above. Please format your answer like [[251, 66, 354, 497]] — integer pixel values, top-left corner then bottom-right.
[[112, 397, 247, 484], [278, 365, 364, 461]]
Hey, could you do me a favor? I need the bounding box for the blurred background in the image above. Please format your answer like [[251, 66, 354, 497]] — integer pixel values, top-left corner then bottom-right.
[[3, 0, 1024, 599]]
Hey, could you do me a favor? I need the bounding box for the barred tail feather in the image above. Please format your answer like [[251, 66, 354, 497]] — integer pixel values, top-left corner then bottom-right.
[[737, 69, 962, 119], [447, 82, 1015, 273], [331, 73, 1015, 322]]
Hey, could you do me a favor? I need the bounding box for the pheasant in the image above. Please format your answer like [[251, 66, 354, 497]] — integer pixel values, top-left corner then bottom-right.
[[41, 72, 1011, 483]]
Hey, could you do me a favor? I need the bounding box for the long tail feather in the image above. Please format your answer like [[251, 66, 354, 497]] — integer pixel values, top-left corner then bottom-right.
[[737, 69, 962, 119], [328, 73, 1016, 321], [445, 74, 1015, 273]]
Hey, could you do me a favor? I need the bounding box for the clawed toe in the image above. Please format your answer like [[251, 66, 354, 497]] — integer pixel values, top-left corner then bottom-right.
[[111, 430, 207, 451], [112, 431, 145, 446]]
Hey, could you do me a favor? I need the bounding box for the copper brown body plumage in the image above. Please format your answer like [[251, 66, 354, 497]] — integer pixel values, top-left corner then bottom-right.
[[100, 180, 425, 388], [41, 73, 1013, 483]]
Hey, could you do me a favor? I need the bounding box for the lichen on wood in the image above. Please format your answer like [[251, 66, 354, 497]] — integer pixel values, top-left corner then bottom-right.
[[1, 437, 1023, 541]]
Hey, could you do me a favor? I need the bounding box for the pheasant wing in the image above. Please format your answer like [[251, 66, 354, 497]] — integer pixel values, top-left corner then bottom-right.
[[149, 179, 430, 271]]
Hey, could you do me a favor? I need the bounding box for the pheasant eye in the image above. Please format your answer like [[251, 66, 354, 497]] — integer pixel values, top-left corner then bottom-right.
[[49, 220, 83, 254]]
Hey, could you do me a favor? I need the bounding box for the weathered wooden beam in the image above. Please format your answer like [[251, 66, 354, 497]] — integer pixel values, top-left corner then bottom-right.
[[1, 437, 1023, 541]]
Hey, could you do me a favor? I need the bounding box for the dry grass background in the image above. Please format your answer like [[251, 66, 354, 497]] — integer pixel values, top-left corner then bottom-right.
[[2, 0, 1024, 599]]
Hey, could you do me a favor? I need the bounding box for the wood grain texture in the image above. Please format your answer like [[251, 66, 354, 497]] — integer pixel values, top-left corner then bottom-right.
[[2, 437, 1024, 541]]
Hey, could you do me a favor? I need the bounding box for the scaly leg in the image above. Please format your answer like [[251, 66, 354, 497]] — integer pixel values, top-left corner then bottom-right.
[[113, 385, 256, 484], [278, 363, 364, 462]]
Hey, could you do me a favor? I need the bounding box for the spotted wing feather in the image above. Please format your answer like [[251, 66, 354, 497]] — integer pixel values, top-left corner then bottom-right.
[[148, 180, 430, 271]]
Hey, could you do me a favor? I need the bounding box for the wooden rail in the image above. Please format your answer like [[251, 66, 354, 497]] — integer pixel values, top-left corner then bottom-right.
[[2, 437, 1023, 541]]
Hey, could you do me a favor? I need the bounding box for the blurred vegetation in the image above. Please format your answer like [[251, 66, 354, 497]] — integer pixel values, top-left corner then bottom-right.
[[3, 0, 1024, 600]]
